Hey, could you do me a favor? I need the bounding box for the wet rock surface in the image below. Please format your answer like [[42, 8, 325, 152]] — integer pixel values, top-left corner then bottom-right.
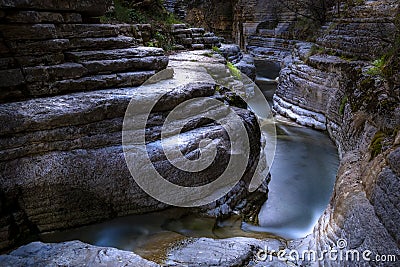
[[0, 56, 267, 253]]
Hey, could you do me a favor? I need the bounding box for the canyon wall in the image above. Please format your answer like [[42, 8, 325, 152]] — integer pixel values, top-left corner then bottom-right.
[[161, 3, 400, 265], [166, 0, 310, 56], [271, 1, 400, 265], [164, 0, 295, 48]]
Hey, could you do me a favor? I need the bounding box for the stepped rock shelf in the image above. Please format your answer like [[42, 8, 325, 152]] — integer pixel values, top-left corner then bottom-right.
[[167, 0, 399, 265], [1, 0, 400, 266], [248, 0, 400, 265], [0, 0, 269, 262]]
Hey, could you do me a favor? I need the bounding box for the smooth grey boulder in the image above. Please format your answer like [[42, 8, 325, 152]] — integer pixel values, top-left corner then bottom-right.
[[0, 241, 158, 267]]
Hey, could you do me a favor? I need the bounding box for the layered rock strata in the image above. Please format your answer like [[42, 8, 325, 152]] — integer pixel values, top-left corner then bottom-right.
[[317, 0, 398, 60], [219, 44, 256, 80], [0, 9, 168, 102], [0, 0, 166, 250], [272, 1, 400, 265], [170, 23, 221, 50], [0, 1, 267, 255]]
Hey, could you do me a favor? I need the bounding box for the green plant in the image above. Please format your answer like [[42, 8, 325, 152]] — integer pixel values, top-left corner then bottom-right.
[[227, 62, 241, 79], [99, 0, 148, 23], [212, 46, 221, 53], [307, 44, 326, 58], [99, 0, 185, 52], [339, 95, 348, 115], [366, 57, 385, 76], [154, 31, 173, 51], [369, 131, 385, 159], [339, 54, 356, 61], [165, 13, 182, 25], [146, 41, 156, 47], [129, 9, 146, 23]]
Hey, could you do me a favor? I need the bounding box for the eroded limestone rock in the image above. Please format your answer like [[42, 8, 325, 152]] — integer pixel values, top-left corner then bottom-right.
[[0, 241, 158, 267]]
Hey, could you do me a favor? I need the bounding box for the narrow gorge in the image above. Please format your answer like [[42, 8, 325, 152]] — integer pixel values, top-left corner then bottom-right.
[[0, 0, 399, 266]]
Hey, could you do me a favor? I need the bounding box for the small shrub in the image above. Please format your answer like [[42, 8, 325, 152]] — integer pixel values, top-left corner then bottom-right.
[[100, 0, 148, 24], [366, 57, 385, 76], [227, 62, 241, 79], [212, 46, 221, 53], [154, 31, 173, 51]]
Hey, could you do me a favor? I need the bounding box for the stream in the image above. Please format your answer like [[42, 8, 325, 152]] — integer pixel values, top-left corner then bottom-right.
[[40, 59, 339, 259]]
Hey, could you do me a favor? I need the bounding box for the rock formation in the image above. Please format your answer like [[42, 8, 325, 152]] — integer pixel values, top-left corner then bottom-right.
[[219, 44, 256, 80], [0, 0, 267, 255], [170, 23, 220, 50], [165, 0, 400, 266], [271, 0, 400, 265], [0, 240, 158, 266], [1, 0, 399, 266]]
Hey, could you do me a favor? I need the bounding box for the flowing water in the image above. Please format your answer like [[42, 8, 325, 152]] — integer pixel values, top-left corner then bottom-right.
[[242, 60, 339, 239], [40, 59, 339, 258], [243, 122, 338, 239]]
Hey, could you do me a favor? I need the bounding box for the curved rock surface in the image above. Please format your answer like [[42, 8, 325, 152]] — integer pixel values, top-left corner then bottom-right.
[[0, 240, 158, 267], [219, 44, 256, 80], [271, 1, 400, 265], [0, 54, 267, 253], [163, 0, 399, 266], [0, 0, 268, 255]]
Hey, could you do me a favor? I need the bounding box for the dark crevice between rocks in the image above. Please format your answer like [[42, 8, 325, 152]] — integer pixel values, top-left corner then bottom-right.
[[0, 188, 40, 254]]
